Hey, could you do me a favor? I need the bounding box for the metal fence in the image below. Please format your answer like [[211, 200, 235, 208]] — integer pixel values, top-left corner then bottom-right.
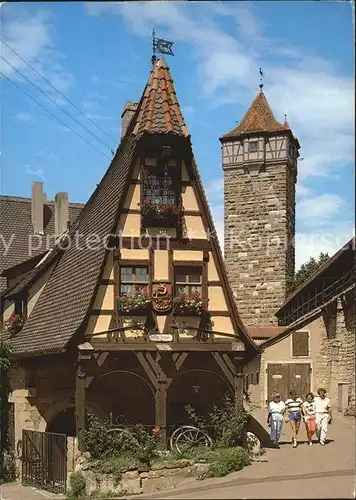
[[22, 430, 67, 494]]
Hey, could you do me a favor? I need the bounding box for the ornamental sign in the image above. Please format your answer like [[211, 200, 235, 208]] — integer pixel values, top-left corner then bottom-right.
[[152, 283, 172, 313]]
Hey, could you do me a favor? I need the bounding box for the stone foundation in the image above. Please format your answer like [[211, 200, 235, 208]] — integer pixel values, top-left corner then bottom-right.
[[74, 458, 211, 496]]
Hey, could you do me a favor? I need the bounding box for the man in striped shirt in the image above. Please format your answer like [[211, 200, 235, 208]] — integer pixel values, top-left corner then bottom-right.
[[284, 389, 303, 447]]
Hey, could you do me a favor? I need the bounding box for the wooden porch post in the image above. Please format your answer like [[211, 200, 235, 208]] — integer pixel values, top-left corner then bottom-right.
[[75, 363, 86, 451], [155, 375, 167, 448]]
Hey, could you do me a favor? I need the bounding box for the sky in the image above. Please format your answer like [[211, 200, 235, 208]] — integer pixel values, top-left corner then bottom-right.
[[1, 1, 354, 270]]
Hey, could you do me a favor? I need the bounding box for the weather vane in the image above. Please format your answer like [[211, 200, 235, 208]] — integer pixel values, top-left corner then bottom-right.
[[259, 67, 264, 91], [152, 28, 174, 63]]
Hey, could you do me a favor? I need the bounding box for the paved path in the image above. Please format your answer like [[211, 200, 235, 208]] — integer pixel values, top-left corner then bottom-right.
[[1, 413, 355, 499], [140, 412, 356, 499]]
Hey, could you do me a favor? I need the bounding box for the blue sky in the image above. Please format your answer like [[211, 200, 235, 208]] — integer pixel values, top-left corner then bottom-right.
[[1, 1, 354, 268]]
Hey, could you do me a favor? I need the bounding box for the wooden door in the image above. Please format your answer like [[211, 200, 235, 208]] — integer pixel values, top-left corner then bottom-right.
[[267, 363, 311, 401]]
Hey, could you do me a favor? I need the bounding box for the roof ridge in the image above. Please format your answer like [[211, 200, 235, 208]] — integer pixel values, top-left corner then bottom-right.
[[132, 57, 190, 137], [0, 194, 85, 207]]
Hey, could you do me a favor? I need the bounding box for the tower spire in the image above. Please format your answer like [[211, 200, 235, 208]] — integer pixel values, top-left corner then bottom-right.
[[152, 28, 157, 64]]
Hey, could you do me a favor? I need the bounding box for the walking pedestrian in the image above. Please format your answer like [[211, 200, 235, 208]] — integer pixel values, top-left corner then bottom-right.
[[284, 389, 303, 448], [267, 393, 285, 447], [314, 388, 332, 446], [302, 392, 316, 445]]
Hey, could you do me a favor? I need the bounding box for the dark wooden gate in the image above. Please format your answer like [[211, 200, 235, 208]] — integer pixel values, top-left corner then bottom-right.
[[22, 430, 67, 494], [267, 363, 311, 401]]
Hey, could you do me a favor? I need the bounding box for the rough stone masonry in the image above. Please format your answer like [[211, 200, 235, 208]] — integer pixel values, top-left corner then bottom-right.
[[224, 162, 296, 326]]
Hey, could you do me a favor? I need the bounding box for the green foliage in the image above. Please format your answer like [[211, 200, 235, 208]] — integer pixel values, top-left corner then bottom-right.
[[0, 341, 12, 482], [0, 451, 16, 483], [67, 471, 86, 500], [83, 414, 159, 461], [208, 447, 250, 477], [90, 453, 136, 484], [287, 252, 330, 294], [88, 490, 128, 499], [185, 393, 249, 448]]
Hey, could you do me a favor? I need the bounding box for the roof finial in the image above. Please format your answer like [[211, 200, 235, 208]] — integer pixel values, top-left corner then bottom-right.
[[259, 67, 264, 92], [152, 28, 157, 64]]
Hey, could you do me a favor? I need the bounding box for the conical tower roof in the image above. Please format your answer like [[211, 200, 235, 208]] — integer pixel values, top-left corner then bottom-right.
[[221, 91, 289, 140], [133, 57, 190, 137]]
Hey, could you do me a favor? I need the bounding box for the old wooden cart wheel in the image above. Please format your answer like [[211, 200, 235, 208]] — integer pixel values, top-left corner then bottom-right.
[[169, 425, 213, 454]]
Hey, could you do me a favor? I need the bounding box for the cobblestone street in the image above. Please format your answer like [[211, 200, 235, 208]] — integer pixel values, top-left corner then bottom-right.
[[0, 413, 354, 500]]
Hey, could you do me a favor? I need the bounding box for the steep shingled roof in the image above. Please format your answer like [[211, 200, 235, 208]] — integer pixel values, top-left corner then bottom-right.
[[0, 196, 83, 292], [5, 57, 258, 357], [133, 57, 190, 137], [221, 91, 290, 139]]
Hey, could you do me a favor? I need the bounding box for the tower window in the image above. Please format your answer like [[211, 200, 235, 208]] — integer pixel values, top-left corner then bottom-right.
[[142, 166, 176, 205], [248, 141, 258, 153]]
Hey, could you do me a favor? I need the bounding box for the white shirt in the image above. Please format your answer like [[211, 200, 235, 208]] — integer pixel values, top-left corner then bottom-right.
[[314, 396, 331, 413], [302, 400, 316, 416], [268, 401, 285, 414]]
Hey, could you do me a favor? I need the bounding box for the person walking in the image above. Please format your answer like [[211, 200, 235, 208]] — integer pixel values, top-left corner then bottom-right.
[[302, 392, 316, 445], [284, 389, 303, 448], [267, 393, 285, 447], [314, 388, 332, 446]]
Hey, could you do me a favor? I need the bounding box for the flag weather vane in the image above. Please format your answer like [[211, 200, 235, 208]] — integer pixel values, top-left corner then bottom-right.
[[152, 28, 174, 63], [259, 67, 264, 91]]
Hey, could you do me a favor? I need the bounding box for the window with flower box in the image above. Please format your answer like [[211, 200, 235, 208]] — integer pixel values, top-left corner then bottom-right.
[[141, 164, 182, 228], [117, 265, 150, 314], [174, 267, 202, 296], [173, 266, 207, 316], [119, 266, 149, 296]]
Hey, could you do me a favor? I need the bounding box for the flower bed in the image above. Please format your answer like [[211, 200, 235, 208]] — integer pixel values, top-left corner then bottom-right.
[[173, 292, 208, 316], [4, 313, 23, 335]]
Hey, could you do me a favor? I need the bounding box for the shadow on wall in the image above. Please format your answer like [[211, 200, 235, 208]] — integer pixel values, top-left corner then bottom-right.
[[247, 415, 275, 449]]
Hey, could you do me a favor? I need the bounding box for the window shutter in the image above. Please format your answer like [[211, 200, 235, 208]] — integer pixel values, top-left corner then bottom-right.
[[292, 331, 309, 356]]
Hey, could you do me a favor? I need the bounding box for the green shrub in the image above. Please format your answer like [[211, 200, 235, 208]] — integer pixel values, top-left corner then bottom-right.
[[1, 451, 17, 483], [91, 453, 136, 484], [209, 447, 250, 477], [83, 414, 159, 461], [185, 393, 249, 448], [67, 471, 86, 500]]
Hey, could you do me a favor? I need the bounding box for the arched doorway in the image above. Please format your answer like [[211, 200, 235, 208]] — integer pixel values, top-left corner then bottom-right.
[[87, 370, 155, 425], [48, 408, 76, 436], [167, 369, 232, 425]]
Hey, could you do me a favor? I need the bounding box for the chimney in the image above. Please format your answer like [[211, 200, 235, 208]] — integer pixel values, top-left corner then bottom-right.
[[31, 182, 44, 235], [55, 192, 69, 237], [121, 101, 138, 138]]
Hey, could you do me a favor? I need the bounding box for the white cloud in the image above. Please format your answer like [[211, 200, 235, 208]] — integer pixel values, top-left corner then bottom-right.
[[1, 8, 74, 91], [24, 165, 45, 180], [14, 112, 35, 122], [85, 1, 354, 268]]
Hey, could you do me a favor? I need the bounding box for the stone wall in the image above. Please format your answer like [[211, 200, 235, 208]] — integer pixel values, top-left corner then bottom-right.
[[224, 163, 295, 326], [76, 458, 210, 496]]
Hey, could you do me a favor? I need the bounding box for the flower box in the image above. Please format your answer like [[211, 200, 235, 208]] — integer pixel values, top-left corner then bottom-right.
[[4, 313, 24, 335], [141, 200, 183, 228], [172, 292, 208, 316], [117, 290, 151, 315]]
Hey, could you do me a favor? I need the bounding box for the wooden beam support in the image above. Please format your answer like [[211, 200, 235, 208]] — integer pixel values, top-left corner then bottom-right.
[[91, 341, 239, 352], [211, 352, 234, 387], [85, 352, 109, 389], [136, 352, 158, 390], [75, 363, 86, 451]]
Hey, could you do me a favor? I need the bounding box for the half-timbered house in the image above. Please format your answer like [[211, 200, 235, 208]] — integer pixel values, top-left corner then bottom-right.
[[1, 56, 260, 455]]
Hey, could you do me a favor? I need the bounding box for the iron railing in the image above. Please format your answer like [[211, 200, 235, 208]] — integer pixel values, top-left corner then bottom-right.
[[22, 430, 67, 494]]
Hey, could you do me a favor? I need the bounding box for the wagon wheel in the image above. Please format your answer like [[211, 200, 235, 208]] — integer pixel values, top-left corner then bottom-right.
[[169, 425, 213, 454], [106, 427, 140, 448]]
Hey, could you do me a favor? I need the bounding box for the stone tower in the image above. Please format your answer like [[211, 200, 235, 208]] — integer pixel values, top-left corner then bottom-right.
[[220, 89, 300, 326]]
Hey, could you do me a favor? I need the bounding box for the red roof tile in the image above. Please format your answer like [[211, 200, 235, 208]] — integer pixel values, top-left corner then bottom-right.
[[221, 91, 289, 139], [133, 57, 190, 137]]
